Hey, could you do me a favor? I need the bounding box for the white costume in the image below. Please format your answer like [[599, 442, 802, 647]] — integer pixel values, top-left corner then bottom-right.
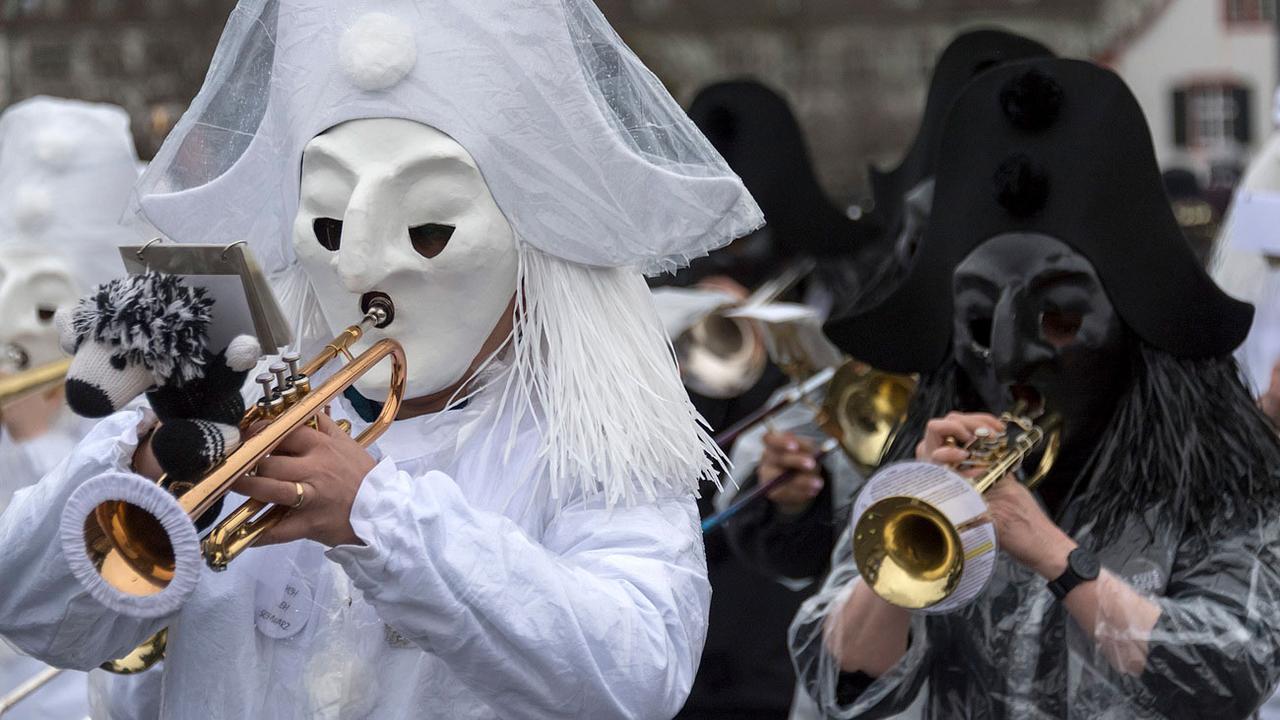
[[0, 1, 761, 718], [0, 97, 140, 720], [2, 379, 707, 719], [1211, 94, 1280, 394]]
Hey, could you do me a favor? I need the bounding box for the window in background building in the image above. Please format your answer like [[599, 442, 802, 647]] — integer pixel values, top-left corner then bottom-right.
[[28, 41, 71, 79], [1173, 82, 1252, 150], [1225, 0, 1278, 23]]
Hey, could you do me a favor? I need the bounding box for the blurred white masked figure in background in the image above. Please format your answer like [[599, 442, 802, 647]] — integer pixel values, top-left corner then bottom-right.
[[1212, 89, 1280, 403], [1218, 91, 1280, 720], [0, 1, 761, 719], [0, 98, 140, 720]]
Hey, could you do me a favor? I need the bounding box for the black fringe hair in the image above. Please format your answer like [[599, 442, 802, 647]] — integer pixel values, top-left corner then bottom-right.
[[872, 343, 1280, 546]]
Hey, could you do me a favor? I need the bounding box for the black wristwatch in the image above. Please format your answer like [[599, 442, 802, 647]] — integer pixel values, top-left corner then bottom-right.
[[1047, 548, 1100, 600]]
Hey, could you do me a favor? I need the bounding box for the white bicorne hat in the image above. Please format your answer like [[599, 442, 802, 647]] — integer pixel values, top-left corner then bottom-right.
[[0, 96, 142, 289], [134, 0, 761, 276], [132, 0, 762, 506]]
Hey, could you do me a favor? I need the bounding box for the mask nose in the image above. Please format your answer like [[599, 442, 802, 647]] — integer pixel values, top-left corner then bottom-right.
[[334, 180, 401, 293], [990, 287, 1054, 386]]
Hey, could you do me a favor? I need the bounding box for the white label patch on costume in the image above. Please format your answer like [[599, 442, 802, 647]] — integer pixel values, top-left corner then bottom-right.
[[255, 572, 314, 640]]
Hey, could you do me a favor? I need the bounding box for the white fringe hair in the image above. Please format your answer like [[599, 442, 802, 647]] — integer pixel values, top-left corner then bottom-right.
[[488, 244, 727, 507]]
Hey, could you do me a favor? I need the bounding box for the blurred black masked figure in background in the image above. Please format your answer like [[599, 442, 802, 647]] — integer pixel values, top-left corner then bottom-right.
[[700, 29, 1053, 718], [664, 28, 1054, 720]]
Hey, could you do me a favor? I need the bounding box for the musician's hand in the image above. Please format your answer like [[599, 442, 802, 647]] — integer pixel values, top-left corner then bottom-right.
[[916, 411, 1005, 476], [985, 475, 1077, 579], [233, 412, 376, 548], [759, 430, 823, 515]]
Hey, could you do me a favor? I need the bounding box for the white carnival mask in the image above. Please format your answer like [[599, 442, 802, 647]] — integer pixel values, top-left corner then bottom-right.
[[0, 247, 80, 373], [293, 118, 519, 399]]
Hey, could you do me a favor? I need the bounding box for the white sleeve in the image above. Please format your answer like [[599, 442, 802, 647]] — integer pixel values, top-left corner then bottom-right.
[[325, 458, 711, 720], [0, 408, 171, 671]]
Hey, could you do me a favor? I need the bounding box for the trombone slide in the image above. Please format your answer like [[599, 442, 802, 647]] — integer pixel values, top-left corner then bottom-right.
[[0, 358, 70, 409], [0, 667, 63, 717]]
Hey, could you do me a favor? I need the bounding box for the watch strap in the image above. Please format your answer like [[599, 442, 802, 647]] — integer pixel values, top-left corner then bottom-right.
[[1048, 548, 1098, 600]]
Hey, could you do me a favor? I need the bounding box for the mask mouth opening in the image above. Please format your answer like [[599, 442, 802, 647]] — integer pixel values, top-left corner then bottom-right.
[[1009, 383, 1044, 416], [360, 291, 395, 329]]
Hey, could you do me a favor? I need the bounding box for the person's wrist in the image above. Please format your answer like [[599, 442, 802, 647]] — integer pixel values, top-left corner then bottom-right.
[[1033, 531, 1078, 580]]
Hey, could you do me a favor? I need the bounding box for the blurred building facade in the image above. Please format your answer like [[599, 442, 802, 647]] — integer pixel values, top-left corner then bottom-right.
[[0, 0, 237, 157], [600, 0, 1273, 205], [1104, 0, 1277, 194], [0, 0, 1272, 203]]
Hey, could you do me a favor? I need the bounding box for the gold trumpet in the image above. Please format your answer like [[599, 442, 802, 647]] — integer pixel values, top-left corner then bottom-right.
[[852, 405, 1060, 612], [65, 299, 405, 674], [81, 298, 405, 597], [0, 351, 70, 410]]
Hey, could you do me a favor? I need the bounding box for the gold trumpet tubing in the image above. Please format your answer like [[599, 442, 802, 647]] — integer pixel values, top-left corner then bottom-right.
[[202, 337, 406, 571], [236, 324, 364, 433], [0, 667, 63, 717], [0, 357, 71, 408]]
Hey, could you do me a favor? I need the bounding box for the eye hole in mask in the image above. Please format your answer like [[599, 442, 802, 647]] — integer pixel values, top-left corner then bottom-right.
[[313, 218, 343, 251], [408, 223, 455, 259], [1040, 309, 1083, 347], [36, 306, 56, 324], [968, 316, 993, 354]]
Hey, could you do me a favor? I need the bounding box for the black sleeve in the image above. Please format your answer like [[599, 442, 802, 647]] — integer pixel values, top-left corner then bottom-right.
[[721, 467, 837, 581]]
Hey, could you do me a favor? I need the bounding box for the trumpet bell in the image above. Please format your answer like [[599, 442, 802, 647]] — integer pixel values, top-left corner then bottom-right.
[[675, 313, 767, 399], [853, 494, 966, 610], [62, 473, 204, 618], [818, 363, 917, 473]]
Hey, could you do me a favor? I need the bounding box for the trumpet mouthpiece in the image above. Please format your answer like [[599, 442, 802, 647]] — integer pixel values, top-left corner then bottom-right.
[[360, 292, 395, 329]]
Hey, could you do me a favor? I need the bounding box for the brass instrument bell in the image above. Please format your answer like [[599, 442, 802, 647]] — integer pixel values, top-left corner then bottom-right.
[[816, 362, 917, 474], [851, 406, 1060, 612], [674, 261, 814, 399]]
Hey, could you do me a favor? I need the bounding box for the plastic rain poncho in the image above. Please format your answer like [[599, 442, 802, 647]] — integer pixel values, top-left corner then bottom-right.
[[787, 358, 1280, 720]]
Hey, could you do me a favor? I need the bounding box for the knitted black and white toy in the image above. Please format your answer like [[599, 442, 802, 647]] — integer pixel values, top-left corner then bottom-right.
[[56, 272, 262, 487]]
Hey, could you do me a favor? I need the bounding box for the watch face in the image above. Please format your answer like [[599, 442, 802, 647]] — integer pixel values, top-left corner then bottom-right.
[[1069, 548, 1100, 580]]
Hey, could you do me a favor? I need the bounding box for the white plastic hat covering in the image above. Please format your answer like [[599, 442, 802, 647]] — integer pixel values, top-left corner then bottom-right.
[[0, 96, 141, 290], [133, 0, 759, 505], [134, 0, 762, 277]]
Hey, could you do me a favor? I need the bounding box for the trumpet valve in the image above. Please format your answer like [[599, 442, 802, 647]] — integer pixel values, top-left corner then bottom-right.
[[282, 352, 311, 397], [270, 361, 299, 406], [255, 373, 283, 418]]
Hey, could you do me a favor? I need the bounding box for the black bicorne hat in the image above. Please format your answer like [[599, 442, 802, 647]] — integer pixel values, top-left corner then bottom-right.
[[868, 29, 1053, 232], [826, 58, 1254, 373], [689, 80, 876, 258]]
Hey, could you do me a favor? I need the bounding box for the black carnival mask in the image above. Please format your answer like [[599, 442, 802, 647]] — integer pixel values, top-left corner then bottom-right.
[[953, 233, 1129, 443]]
